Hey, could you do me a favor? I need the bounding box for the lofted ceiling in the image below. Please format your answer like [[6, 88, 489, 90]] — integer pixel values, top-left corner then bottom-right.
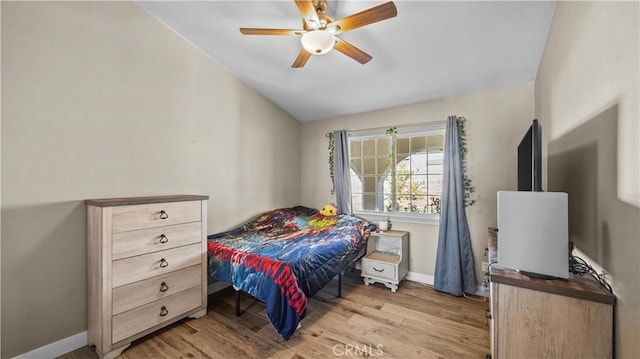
[[137, 1, 556, 122]]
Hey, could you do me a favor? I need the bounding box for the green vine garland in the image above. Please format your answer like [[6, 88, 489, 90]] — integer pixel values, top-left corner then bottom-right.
[[386, 127, 397, 210], [327, 132, 335, 195], [386, 127, 397, 169], [456, 116, 476, 207]]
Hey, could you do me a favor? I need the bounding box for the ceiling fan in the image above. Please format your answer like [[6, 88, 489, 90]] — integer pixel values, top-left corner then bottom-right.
[[240, 0, 398, 68]]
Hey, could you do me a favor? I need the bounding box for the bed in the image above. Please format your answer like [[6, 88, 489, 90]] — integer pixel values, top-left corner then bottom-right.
[[207, 206, 373, 339]]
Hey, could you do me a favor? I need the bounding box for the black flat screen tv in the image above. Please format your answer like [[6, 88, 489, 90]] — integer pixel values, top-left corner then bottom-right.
[[518, 119, 543, 191]]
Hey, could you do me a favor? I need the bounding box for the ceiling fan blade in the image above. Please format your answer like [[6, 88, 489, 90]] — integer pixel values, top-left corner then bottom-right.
[[292, 48, 312, 68], [294, 0, 321, 29], [240, 28, 305, 36], [334, 38, 372, 64], [330, 1, 397, 34]]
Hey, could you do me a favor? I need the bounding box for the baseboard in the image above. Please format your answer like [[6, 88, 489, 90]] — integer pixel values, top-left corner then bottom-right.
[[475, 284, 490, 298], [405, 271, 434, 285], [13, 331, 87, 359], [405, 272, 488, 298]]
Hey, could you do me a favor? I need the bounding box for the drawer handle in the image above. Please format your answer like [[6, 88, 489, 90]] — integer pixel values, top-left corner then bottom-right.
[[373, 267, 385, 273], [159, 306, 169, 317], [159, 282, 169, 292], [485, 309, 492, 326], [159, 210, 169, 220], [159, 258, 169, 268], [159, 234, 169, 244]]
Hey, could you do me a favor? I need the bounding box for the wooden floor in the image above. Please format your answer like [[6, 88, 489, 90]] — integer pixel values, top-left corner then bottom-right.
[[61, 273, 490, 358]]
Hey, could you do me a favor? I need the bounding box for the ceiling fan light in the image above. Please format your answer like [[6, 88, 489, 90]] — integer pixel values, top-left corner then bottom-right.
[[300, 30, 336, 55]]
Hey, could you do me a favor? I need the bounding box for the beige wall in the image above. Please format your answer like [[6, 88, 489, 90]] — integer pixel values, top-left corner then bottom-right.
[[0, 2, 301, 357], [301, 83, 535, 281], [535, 1, 639, 357]]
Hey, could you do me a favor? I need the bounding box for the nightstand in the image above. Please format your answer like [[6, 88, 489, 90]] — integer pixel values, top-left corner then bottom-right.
[[361, 230, 409, 292]]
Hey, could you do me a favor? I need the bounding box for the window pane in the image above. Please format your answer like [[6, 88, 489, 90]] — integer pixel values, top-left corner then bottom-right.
[[376, 158, 389, 176], [427, 196, 441, 214], [363, 158, 375, 175], [410, 136, 427, 153], [350, 140, 361, 158], [362, 194, 377, 211], [350, 174, 362, 193], [363, 139, 375, 157], [376, 138, 389, 155], [362, 176, 376, 193], [375, 175, 386, 192], [427, 164, 442, 175], [428, 152, 443, 164], [396, 137, 410, 155], [350, 170, 363, 211], [412, 195, 428, 213], [383, 193, 393, 212], [350, 158, 362, 174], [427, 134, 445, 151], [383, 175, 393, 194], [396, 173, 411, 195], [428, 153, 443, 174], [428, 175, 442, 195], [352, 194, 363, 211], [411, 153, 427, 174], [396, 195, 412, 212], [411, 175, 427, 195], [396, 156, 410, 173]]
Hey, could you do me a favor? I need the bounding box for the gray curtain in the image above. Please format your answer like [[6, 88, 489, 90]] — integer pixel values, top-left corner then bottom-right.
[[433, 116, 476, 296], [333, 130, 352, 215]]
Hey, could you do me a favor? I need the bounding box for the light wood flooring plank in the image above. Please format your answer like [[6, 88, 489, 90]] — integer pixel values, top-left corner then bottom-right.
[[59, 273, 490, 359]]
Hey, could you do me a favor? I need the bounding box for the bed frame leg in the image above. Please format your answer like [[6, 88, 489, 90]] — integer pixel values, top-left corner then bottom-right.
[[235, 290, 240, 317], [338, 272, 343, 298]]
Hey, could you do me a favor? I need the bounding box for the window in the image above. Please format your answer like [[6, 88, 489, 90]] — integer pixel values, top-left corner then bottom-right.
[[349, 123, 445, 218]]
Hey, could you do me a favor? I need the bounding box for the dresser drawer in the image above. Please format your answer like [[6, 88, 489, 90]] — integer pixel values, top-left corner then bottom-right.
[[362, 258, 396, 281], [112, 222, 202, 260], [112, 201, 201, 233], [112, 285, 202, 344], [112, 244, 202, 288], [112, 265, 201, 315]]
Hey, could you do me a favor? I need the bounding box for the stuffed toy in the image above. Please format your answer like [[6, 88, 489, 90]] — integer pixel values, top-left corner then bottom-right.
[[309, 204, 338, 229], [318, 203, 338, 217]]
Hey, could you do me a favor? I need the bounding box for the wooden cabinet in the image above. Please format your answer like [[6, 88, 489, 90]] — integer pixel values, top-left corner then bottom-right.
[[488, 228, 614, 358], [86, 195, 208, 359], [361, 230, 409, 292]]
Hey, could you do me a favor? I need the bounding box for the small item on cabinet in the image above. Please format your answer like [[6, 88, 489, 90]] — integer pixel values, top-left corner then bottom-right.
[[378, 220, 388, 232]]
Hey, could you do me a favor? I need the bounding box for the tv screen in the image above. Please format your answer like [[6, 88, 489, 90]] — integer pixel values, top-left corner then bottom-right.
[[518, 119, 542, 191]]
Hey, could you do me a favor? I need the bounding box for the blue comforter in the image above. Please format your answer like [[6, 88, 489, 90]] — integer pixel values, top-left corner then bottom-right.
[[207, 207, 371, 339]]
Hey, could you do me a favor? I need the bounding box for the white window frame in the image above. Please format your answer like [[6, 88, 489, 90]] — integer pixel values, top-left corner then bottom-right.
[[348, 122, 445, 225]]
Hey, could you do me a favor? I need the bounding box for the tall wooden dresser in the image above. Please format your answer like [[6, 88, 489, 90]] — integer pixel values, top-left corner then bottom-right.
[[86, 195, 208, 359]]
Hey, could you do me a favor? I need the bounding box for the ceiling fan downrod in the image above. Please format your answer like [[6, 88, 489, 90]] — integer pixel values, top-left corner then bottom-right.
[[303, 0, 335, 31]]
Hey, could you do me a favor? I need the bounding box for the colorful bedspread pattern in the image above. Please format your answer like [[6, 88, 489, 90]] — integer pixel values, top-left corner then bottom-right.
[[207, 207, 371, 339]]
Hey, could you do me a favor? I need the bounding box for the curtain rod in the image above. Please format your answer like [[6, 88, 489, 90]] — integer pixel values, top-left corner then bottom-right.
[[325, 119, 448, 137]]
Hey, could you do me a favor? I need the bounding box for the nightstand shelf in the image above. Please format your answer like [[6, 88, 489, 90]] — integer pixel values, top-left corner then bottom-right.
[[361, 230, 409, 292]]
